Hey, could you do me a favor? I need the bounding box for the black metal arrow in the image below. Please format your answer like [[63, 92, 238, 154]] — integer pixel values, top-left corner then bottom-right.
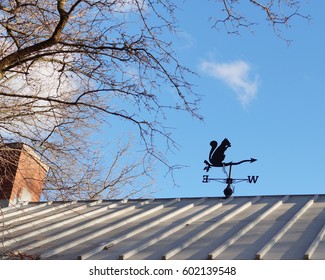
[[204, 158, 257, 171], [225, 158, 257, 166]]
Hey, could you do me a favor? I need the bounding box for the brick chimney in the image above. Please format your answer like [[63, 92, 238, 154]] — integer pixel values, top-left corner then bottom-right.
[[0, 143, 48, 206]]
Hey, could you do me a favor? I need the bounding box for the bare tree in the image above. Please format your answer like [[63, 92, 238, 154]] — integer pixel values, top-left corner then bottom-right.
[[0, 0, 308, 200]]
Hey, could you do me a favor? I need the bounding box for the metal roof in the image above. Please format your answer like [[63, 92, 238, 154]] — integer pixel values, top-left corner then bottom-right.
[[1, 194, 325, 260]]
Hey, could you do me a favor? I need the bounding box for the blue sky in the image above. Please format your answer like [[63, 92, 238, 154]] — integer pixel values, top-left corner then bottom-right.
[[148, 1, 325, 198]]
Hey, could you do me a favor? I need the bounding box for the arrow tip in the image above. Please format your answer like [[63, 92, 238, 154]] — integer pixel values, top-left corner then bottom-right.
[[250, 158, 257, 163]]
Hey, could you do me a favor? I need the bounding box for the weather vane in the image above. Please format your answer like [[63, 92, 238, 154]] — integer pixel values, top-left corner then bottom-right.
[[202, 138, 258, 198]]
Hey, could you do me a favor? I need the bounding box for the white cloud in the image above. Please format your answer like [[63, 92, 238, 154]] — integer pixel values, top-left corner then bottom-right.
[[199, 60, 259, 107], [1, 60, 81, 141], [114, 0, 148, 13]]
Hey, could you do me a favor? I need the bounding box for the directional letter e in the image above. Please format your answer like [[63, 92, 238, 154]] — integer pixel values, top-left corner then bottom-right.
[[202, 175, 209, 183]]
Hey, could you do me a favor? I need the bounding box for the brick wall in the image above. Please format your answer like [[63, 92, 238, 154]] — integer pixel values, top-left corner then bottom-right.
[[0, 143, 48, 205]]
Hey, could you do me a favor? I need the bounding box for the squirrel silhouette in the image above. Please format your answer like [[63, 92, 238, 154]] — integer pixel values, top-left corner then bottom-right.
[[204, 138, 231, 171]]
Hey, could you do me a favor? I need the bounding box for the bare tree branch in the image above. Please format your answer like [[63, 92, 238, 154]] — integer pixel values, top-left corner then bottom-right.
[[211, 0, 310, 42]]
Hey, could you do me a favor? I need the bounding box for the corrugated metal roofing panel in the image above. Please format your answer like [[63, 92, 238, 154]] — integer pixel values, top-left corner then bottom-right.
[[1, 195, 325, 260]]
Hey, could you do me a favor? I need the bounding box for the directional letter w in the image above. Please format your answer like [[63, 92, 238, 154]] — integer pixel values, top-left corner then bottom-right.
[[247, 176, 259, 183]]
